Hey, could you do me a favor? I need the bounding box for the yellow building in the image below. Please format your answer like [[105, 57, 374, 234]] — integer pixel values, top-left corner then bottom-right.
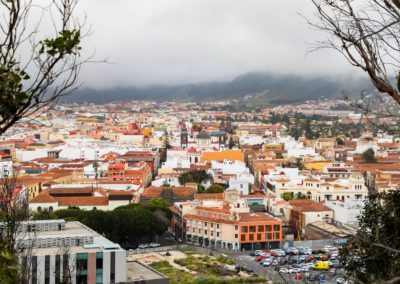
[[263, 143, 284, 151], [20, 171, 74, 200], [304, 160, 330, 172]]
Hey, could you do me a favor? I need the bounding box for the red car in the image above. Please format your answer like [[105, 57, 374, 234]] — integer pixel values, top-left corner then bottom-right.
[[270, 251, 278, 257], [255, 256, 267, 262], [306, 255, 315, 261], [294, 273, 304, 280]]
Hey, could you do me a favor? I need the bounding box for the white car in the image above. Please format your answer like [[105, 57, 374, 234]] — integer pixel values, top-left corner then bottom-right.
[[279, 267, 289, 274], [300, 266, 310, 272], [330, 253, 339, 260], [138, 243, 149, 249], [336, 278, 346, 284], [275, 249, 286, 257], [149, 243, 160, 248], [303, 247, 313, 255], [254, 250, 264, 256], [261, 260, 272, 266]]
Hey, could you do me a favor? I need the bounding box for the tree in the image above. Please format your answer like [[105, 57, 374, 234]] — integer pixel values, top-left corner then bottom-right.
[[309, 0, 400, 106], [0, 242, 18, 284], [178, 170, 212, 185], [0, 0, 85, 134], [146, 198, 170, 209], [203, 184, 225, 194], [295, 192, 307, 200], [362, 148, 377, 163], [340, 191, 400, 283], [282, 192, 293, 201]]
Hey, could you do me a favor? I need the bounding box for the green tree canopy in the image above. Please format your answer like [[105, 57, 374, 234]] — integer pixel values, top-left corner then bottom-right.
[[340, 191, 400, 283], [282, 192, 293, 201], [146, 198, 170, 209], [178, 170, 212, 185], [202, 184, 225, 194], [362, 148, 377, 163]]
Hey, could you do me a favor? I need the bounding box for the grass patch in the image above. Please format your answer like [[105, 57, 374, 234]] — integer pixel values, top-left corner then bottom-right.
[[150, 261, 197, 284], [173, 255, 268, 283]]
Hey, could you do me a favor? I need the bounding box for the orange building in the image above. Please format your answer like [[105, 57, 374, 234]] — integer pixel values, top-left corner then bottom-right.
[[238, 212, 282, 250], [108, 160, 152, 187], [201, 150, 244, 163], [173, 191, 283, 250]]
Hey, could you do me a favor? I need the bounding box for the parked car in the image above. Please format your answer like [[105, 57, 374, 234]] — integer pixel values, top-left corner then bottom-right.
[[323, 246, 336, 253], [303, 247, 313, 255], [307, 274, 319, 282], [289, 268, 300, 274], [261, 259, 272, 266], [330, 260, 342, 268], [330, 253, 339, 260], [254, 250, 264, 256], [294, 272, 304, 280], [300, 266, 310, 272], [124, 243, 138, 250], [275, 249, 286, 257], [336, 278, 346, 284], [279, 267, 289, 274], [149, 243, 160, 248], [270, 250, 278, 257], [306, 255, 315, 262], [138, 243, 150, 249], [255, 256, 268, 262], [329, 268, 337, 276]]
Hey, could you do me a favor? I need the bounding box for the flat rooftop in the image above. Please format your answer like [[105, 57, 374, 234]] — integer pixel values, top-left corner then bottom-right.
[[126, 261, 168, 282]]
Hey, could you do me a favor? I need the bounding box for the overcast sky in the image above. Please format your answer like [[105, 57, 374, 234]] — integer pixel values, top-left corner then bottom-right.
[[74, 0, 357, 88]]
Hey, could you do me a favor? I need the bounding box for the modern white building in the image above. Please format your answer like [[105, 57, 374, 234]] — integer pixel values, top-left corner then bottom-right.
[[17, 220, 126, 284]]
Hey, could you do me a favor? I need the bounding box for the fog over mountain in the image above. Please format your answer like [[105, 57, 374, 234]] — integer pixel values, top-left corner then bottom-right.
[[65, 72, 373, 105]]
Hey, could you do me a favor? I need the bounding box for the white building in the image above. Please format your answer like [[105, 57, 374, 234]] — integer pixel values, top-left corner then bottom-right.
[[17, 220, 126, 284], [325, 199, 365, 226], [228, 172, 255, 195]]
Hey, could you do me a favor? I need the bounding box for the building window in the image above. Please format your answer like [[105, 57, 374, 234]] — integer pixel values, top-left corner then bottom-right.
[[249, 234, 254, 241], [205, 230, 207, 235], [241, 226, 248, 233], [258, 225, 264, 232], [235, 225, 238, 230], [211, 223, 213, 228], [257, 233, 261, 240], [249, 226, 256, 232], [273, 224, 280, 231], [217, 232, 220, 237], [235, 234, 238, 239], [76, 253, 88, 284], [96, 252, 103, 284], [241, 235, 246, 241], [217, 224, 220, 229], [265, 225, 272, 232]]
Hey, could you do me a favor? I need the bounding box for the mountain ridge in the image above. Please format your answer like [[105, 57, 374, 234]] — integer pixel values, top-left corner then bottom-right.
[[64, 72, 374, 105]]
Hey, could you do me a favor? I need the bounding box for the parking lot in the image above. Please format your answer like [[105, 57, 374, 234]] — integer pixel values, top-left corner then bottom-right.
[[230, 246, 350, 284]]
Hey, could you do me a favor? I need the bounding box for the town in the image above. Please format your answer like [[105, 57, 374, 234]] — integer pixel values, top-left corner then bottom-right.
[[1, 96, 399, 283]]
